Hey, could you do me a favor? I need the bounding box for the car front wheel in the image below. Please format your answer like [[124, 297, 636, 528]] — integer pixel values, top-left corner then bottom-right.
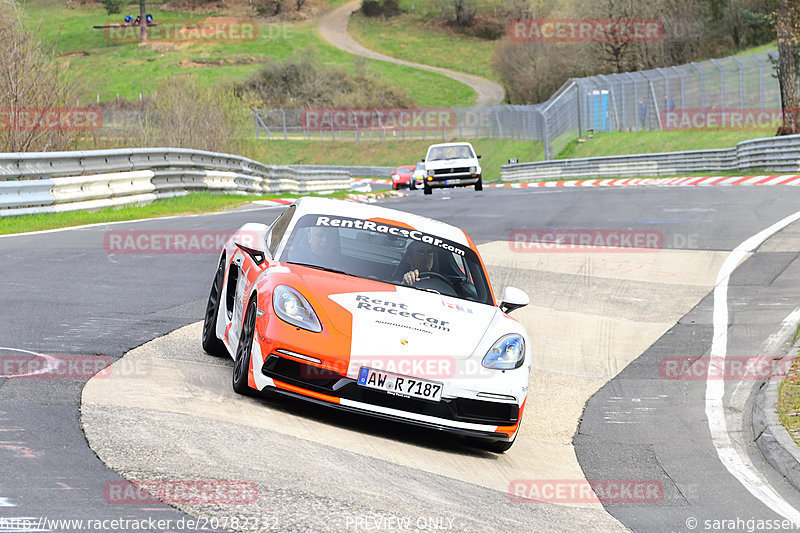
[[474, 176, 483, 191], [232, 297, 257, 395], [202, 256, 228, 357]]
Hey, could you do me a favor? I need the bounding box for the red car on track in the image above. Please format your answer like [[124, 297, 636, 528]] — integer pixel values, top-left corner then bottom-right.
[[391, 165, 417, 190]]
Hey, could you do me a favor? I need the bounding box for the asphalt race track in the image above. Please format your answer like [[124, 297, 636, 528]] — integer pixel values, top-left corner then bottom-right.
[[3, 185, 800, 532]]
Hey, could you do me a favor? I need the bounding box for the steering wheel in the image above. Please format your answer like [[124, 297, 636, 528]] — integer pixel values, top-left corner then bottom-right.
[[417, 271, 451, 284]]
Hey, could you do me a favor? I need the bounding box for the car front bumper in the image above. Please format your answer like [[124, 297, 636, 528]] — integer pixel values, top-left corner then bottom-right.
[[425, 174, 481, 188]]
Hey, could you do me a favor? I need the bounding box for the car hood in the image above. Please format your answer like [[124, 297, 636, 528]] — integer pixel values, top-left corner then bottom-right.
[[426, 157, 478, 168], [324, 286, 498, 361]]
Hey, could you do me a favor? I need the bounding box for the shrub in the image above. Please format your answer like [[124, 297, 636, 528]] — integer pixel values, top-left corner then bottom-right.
[[100, 0, 125, 15], [237, 56, 415, 108], [133, 77, 249, 154], [360, 0, 400, 18]]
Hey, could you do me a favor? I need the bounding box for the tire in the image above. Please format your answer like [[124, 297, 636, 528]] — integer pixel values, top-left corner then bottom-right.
[[201, 256, 228, 357], [474, 176, 483, 191], [392, 183, 398, 190], [423, 182, 432, 195], [410, 180, 417, 191], [232, 297, 257, 395]]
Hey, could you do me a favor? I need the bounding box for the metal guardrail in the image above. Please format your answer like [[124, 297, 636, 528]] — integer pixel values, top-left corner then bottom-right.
[[0, 148, 353, 217], [501, 134, 800, 181], [288, 164, 394, 178]]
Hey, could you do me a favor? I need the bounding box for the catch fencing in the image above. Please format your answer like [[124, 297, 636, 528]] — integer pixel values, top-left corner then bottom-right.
[[252, 50, 781, 161]]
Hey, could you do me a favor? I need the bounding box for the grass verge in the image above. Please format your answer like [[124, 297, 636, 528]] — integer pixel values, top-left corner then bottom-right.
[[557, 129, 777, 159], [0, 190, 356, 235], [242, 138, 544, 179], [777, 354, 800, 446], [348, 9, 498, 81]]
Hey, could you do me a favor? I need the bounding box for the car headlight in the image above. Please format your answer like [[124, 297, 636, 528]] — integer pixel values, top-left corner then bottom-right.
[[482, 334, 525, 370], [469, 166, 477, 174], [273, 285, 322, 332], [427, 169, 434, 177]]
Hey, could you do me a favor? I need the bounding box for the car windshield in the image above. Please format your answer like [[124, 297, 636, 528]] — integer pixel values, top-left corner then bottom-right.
[[415, 162, 424, 170], [280, 214, 493, 305], [427, 145, 474, 161]]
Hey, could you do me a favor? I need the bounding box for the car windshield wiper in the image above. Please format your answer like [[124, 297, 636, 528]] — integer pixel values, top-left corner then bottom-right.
[[286, 262, 350, 276]]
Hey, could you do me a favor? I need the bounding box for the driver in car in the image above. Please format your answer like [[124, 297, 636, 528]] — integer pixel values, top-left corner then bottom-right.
[[401, 241, 437, 285]]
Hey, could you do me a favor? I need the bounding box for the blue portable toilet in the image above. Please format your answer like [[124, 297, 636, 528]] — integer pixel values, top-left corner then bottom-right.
[[589, 90, 609, 131]]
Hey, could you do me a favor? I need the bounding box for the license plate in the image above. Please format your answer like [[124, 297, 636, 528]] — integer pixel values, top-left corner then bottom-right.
[[357, 367, 443, 402], [445, 179, 461, 185]]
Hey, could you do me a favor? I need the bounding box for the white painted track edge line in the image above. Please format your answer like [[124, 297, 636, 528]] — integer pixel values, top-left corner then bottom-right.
[[706, 209, 800, 523]]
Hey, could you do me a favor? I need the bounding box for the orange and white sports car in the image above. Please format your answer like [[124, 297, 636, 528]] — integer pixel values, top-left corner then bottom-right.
[[201, 197, 531, 452]]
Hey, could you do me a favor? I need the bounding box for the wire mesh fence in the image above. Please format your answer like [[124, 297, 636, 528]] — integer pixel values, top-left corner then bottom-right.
[[252, 49, 783, 160]]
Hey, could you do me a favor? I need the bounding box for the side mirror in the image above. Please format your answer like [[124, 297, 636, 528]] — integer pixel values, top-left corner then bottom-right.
[[421, 158, 425, 162], [234, 223, 268, 265], [500, 286, 529, 314], [477, 154, 482, 159]]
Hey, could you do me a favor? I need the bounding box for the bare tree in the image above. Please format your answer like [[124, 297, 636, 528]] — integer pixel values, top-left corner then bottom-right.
[[0, 0, 82, 152], [139, 0, 147, 43], [776, 0, 799, 134], [452, 0, 475, 27]]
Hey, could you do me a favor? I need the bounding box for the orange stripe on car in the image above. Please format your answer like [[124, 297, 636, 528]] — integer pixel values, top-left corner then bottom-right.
[[367, 217, 415, 230], [272, 379, 341, 404], [495, 398, 526, 437], [463, 231, 496, 306]]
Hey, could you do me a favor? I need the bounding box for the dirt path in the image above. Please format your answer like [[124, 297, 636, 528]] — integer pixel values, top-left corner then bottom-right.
[[317, 0, 505, 107]]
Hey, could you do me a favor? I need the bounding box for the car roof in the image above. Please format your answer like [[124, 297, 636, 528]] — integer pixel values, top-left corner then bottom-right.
[[290, 197, 472, 247], [426, 142, 475, 149]]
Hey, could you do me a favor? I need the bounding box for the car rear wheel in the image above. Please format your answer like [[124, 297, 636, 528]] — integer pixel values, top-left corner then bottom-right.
[[474, 176, 483, 191], [201, 256, 227, 357], [232, 297, 257, 395]]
